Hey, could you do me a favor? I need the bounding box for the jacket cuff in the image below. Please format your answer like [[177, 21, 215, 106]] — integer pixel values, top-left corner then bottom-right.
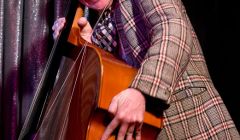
[[130, 78, 171, 117]]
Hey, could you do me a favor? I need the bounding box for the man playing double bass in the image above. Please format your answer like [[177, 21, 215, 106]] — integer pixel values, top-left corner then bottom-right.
[[52, 0, 240, 139]]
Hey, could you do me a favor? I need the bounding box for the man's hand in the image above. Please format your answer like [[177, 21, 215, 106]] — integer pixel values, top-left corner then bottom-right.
[[52, 17, 92, 42], [101, 88, 146, 140], [77, 17, 93, 43], [52, 17, 66, 40]]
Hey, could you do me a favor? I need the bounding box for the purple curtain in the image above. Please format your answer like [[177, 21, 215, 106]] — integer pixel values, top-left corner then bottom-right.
[[0, 0, 69, 139]]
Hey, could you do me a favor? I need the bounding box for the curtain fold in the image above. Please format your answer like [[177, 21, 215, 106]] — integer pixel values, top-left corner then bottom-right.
[[0, 0, 69, 139], [0, 0, 24, 139]]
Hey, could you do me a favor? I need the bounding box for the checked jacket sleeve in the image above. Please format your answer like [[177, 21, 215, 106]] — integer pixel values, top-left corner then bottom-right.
[[130, 0, 193, 105]]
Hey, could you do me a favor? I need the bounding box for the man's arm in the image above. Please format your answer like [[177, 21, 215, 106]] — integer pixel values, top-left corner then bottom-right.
[[130, 0, 193, 104]]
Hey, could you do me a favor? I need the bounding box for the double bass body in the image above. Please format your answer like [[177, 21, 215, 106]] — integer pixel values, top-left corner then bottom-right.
[[20, 6, 162, 140]]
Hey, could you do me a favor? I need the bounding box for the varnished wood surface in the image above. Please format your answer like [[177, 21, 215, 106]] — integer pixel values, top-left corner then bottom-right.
[[68, 7, 163, 129], [34, 6, 163, 140]]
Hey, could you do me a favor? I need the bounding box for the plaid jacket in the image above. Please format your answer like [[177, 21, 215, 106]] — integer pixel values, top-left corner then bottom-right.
[[112, 0, 240, 139]]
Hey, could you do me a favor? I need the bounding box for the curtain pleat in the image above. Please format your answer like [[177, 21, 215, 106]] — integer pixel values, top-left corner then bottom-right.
[[0, 0, 69, 139], [0, 0, 24, 139]]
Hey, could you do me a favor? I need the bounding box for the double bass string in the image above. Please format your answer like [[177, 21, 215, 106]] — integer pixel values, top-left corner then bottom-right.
[[32, 3, 111, 139], [18, 0, 79, 139], [38, 1, 110, 120]]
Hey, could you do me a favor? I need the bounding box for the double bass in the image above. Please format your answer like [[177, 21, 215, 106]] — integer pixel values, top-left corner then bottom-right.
[[18, 1, 162, 140]]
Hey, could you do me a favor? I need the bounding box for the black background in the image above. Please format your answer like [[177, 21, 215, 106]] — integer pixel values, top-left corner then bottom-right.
[[182, 0, 239, 131]]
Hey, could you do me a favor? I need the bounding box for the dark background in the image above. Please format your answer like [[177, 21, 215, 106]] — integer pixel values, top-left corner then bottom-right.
[[182, 0, 239, 131]]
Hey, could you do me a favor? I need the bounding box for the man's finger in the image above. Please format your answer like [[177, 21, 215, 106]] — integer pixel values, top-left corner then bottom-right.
[[101, 117, 120, 140], [53, 31, 59, 40], [135, 122, 143, 140], [117, 123, 129, 140], [135, 130, 141, 140], [126, 123, 135, 140], [77, 17, 88, 27]]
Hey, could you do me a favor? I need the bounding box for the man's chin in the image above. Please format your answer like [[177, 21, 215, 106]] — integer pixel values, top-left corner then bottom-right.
[[81, 1, 106, 11]]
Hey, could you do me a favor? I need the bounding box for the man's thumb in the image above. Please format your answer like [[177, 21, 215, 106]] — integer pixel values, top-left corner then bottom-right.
[[108, 98, 118, 115]]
